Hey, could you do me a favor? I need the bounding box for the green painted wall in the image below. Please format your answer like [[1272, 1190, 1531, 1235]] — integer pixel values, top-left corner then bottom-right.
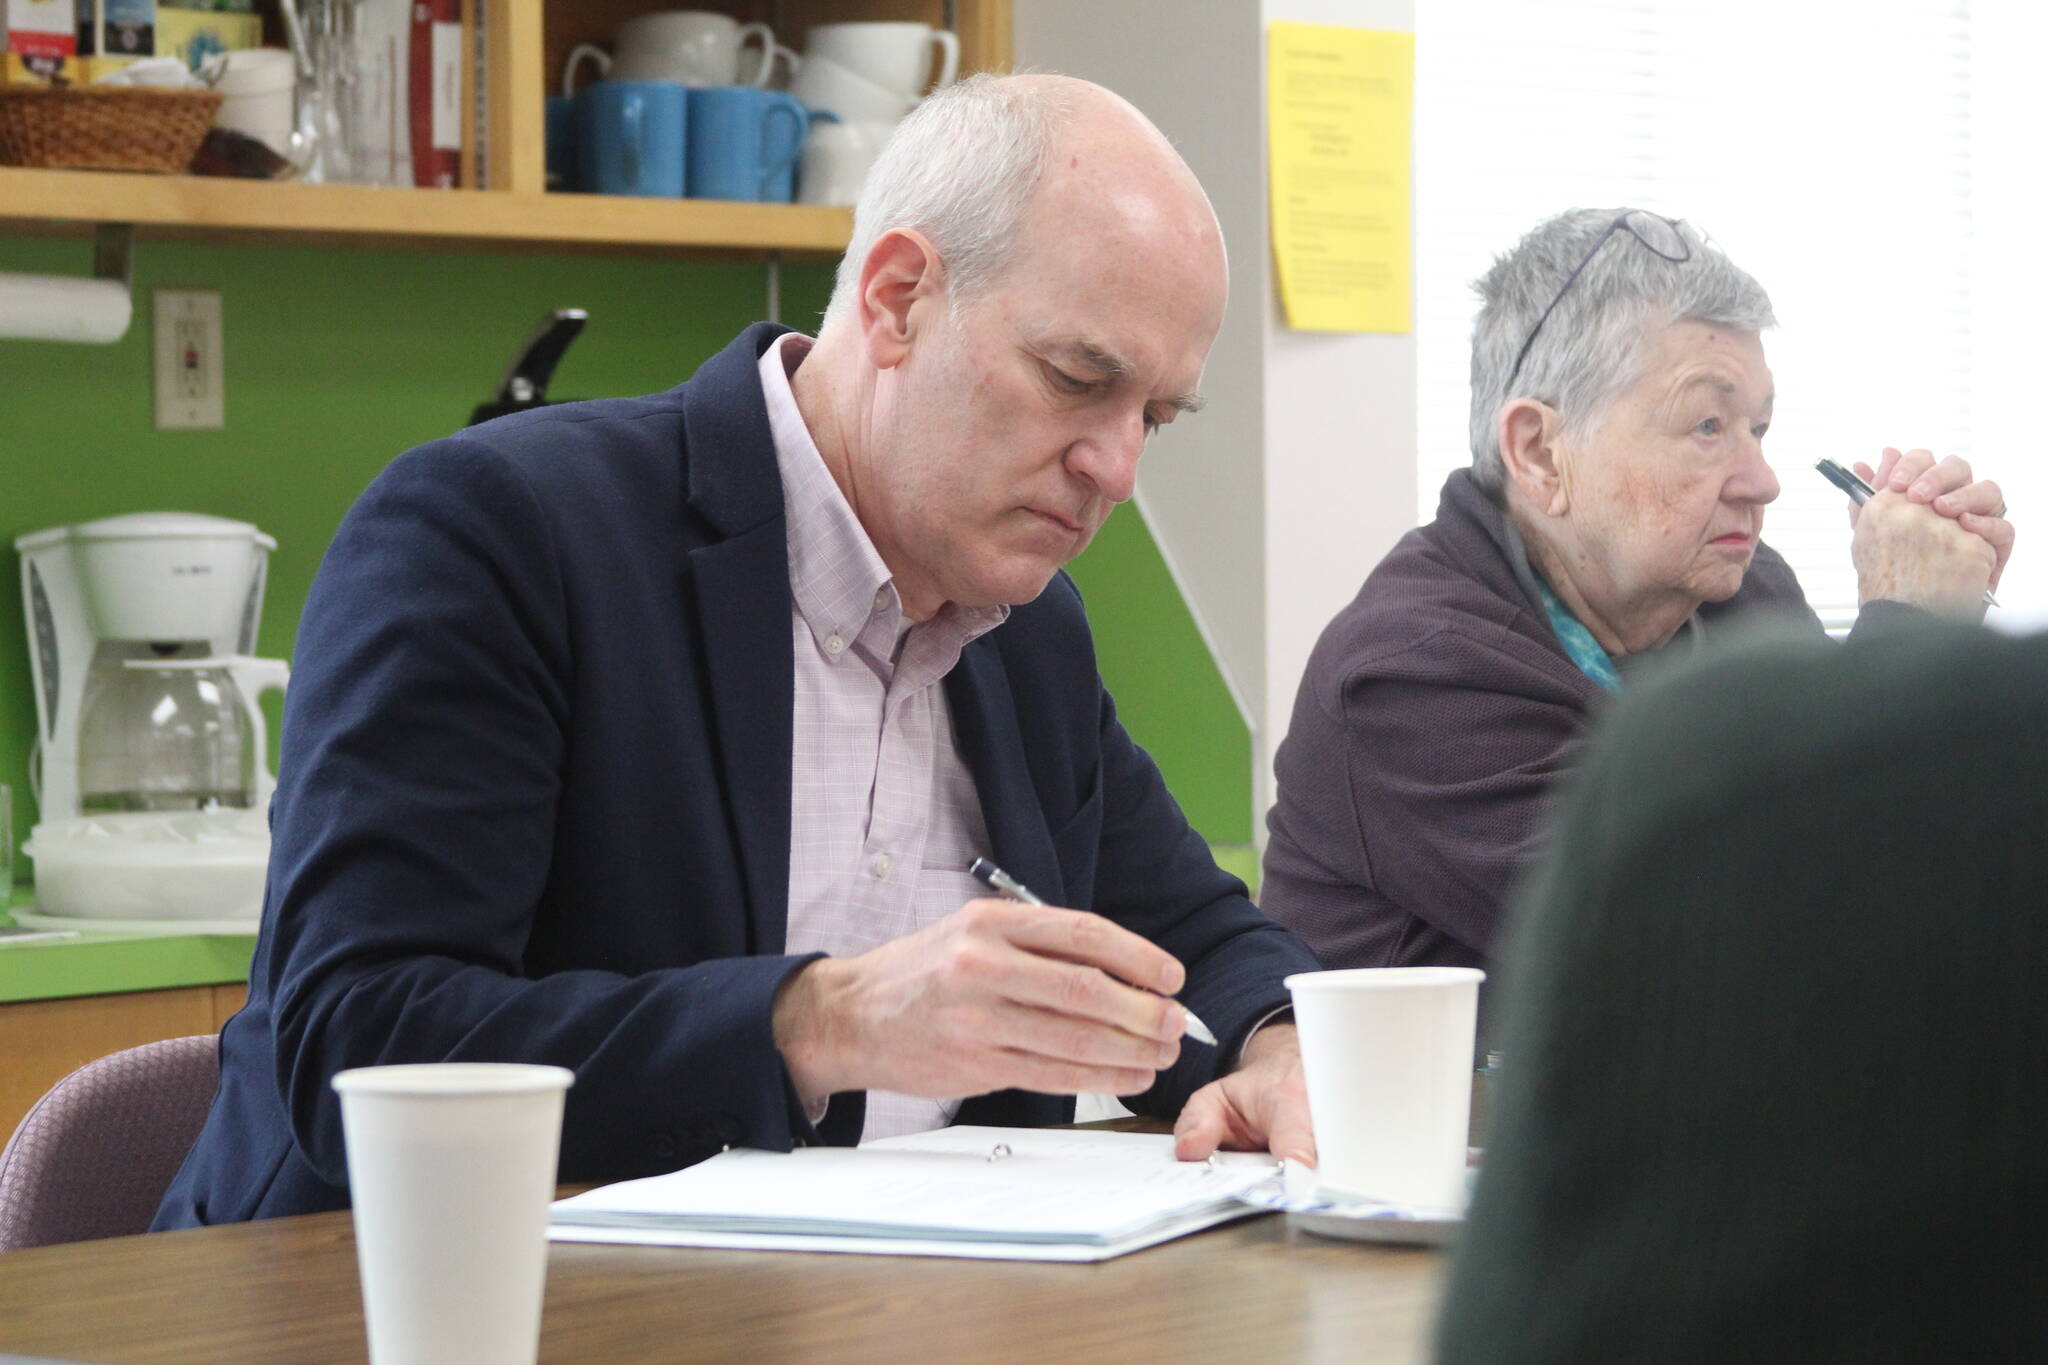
[[1067, 503, 1251, 844], [0, 234, 1248, 881]]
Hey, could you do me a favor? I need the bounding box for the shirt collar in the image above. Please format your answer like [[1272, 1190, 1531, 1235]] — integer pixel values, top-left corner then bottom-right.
[[757, 333, 1007, 664]]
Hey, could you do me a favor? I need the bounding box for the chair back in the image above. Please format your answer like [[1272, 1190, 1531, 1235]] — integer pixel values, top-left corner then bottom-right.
[[0, 1034, 220, 1251]]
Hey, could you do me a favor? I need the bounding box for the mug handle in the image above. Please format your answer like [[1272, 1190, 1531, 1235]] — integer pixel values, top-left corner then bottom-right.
[[928, 28, 959, 91], [563, 42, 610, 97], [760, 96, 807, 194], [736, 22, 777, 88]]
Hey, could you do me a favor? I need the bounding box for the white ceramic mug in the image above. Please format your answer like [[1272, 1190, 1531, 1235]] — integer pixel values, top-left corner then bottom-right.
[[790, 53, 917, 124], [212, 47, 296, 157], [797, 118, 895, 205], [1286, 966, 1485, 1211], [804, 21, 957, 98], [611, 10, 787, 88]]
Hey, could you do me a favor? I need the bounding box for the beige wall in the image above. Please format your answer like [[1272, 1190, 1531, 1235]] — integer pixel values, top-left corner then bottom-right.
[[1015, 0, 1419, 839]]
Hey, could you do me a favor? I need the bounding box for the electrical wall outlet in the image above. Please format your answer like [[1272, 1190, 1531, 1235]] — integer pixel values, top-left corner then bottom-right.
[[153, 290, 225, 430]]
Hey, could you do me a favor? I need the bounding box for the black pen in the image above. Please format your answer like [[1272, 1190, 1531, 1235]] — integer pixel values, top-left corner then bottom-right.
[[1814, 458, 1998, 607], [967, 856, 1218, 1046]]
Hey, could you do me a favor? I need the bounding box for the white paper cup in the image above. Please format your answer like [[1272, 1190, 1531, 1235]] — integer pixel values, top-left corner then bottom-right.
[[334, 1063, 575, 1365], [1285, 967, 1484, 1209]]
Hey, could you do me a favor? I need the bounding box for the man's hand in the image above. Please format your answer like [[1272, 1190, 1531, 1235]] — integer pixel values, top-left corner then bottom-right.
[[1171, 1021, 1316, 1166], [772, 899, 1190, 1110], [1856, 448, 2014, 593]]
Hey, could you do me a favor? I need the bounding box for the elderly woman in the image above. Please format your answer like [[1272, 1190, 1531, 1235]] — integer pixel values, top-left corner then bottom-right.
[[1260, 208, 2012, 973]]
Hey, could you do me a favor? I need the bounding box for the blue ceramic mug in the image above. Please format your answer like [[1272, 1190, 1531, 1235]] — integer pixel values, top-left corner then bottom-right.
[[685, 86, 808, 202], [577, 80, 687, 198], [545, 94, 579, 191]]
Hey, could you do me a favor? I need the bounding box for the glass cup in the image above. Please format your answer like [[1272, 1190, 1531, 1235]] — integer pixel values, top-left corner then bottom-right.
[[1, 783, 12, 906]]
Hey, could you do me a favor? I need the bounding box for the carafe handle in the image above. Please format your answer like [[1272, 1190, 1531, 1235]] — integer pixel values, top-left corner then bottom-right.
[[225, 655, 292, 810]]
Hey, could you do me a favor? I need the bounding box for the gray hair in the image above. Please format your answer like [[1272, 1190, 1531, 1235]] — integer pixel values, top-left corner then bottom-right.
[[1467, 208, 1777, 496], [822, 74, 1077, 325]]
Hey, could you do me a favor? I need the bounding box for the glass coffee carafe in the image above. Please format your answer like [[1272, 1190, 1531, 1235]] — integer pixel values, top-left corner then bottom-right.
[[77, 655, 290, 813]]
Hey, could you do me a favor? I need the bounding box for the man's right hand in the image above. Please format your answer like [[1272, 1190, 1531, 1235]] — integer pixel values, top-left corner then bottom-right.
[[770, 899, 1190, 1112]]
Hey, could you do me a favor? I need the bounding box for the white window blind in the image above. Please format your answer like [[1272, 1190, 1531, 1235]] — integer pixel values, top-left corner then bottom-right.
[[1413, 0, 1979, 633]]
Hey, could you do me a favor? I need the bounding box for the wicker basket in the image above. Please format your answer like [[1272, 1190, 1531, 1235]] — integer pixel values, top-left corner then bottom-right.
[[0, 85, 224, 173]]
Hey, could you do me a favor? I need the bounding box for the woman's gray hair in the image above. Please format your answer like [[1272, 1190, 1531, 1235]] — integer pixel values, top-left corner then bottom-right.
[[823, 74, 1076, 324], [1467, 208, 1777, 495]]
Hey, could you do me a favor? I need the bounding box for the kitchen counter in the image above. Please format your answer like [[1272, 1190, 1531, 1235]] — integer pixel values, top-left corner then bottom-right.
[[0, 888, 258, 1006]]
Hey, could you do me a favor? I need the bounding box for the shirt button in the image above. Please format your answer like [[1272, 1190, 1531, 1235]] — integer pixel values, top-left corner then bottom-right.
[[824, 633, 846, 655], [873, 589, 891, 613], [872, 853, 892, 879]]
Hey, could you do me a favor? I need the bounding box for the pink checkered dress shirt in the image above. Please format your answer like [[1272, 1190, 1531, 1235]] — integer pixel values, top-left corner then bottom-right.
[[759, 333, 1009, 1142]]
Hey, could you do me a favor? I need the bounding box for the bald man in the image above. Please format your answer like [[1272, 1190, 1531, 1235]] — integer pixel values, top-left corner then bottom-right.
[[158, 74, 1323, 1228]]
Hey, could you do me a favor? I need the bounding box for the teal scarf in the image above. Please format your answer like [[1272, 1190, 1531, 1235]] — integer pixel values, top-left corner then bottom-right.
[[1535, 578, 1622, 693]]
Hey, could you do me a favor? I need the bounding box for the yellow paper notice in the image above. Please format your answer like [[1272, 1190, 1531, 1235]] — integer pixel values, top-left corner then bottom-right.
[[1268, 23, 1414, 333]]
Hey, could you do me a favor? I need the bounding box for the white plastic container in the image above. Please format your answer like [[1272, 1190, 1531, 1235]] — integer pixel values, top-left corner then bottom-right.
[[22, 809, 270, 921], [213, 48, 297, 158]]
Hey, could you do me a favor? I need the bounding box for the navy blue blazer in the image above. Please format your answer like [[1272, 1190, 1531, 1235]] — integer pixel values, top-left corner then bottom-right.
[[156, 324, 1318, 1227]]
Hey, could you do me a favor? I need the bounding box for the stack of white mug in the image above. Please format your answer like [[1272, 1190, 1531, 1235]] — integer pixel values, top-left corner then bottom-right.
[[789, 22, 959, 206], [557, 11, 807, 200]]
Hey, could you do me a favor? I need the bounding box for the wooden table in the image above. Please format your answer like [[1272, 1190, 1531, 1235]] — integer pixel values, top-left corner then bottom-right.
[[0, 1203, 1445, 1364]]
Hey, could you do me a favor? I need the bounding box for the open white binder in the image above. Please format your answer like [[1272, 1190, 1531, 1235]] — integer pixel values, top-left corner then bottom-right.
[[548, 1125, 1280, 1262]]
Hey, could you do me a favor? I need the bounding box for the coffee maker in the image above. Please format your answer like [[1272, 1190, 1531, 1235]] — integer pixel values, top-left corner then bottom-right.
[[15, 512, 278, 822]]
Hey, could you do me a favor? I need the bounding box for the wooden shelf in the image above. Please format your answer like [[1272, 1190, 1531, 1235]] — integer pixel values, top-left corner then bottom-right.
[[0, 166, 853, 258], [0, 2, 1008, 261]]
